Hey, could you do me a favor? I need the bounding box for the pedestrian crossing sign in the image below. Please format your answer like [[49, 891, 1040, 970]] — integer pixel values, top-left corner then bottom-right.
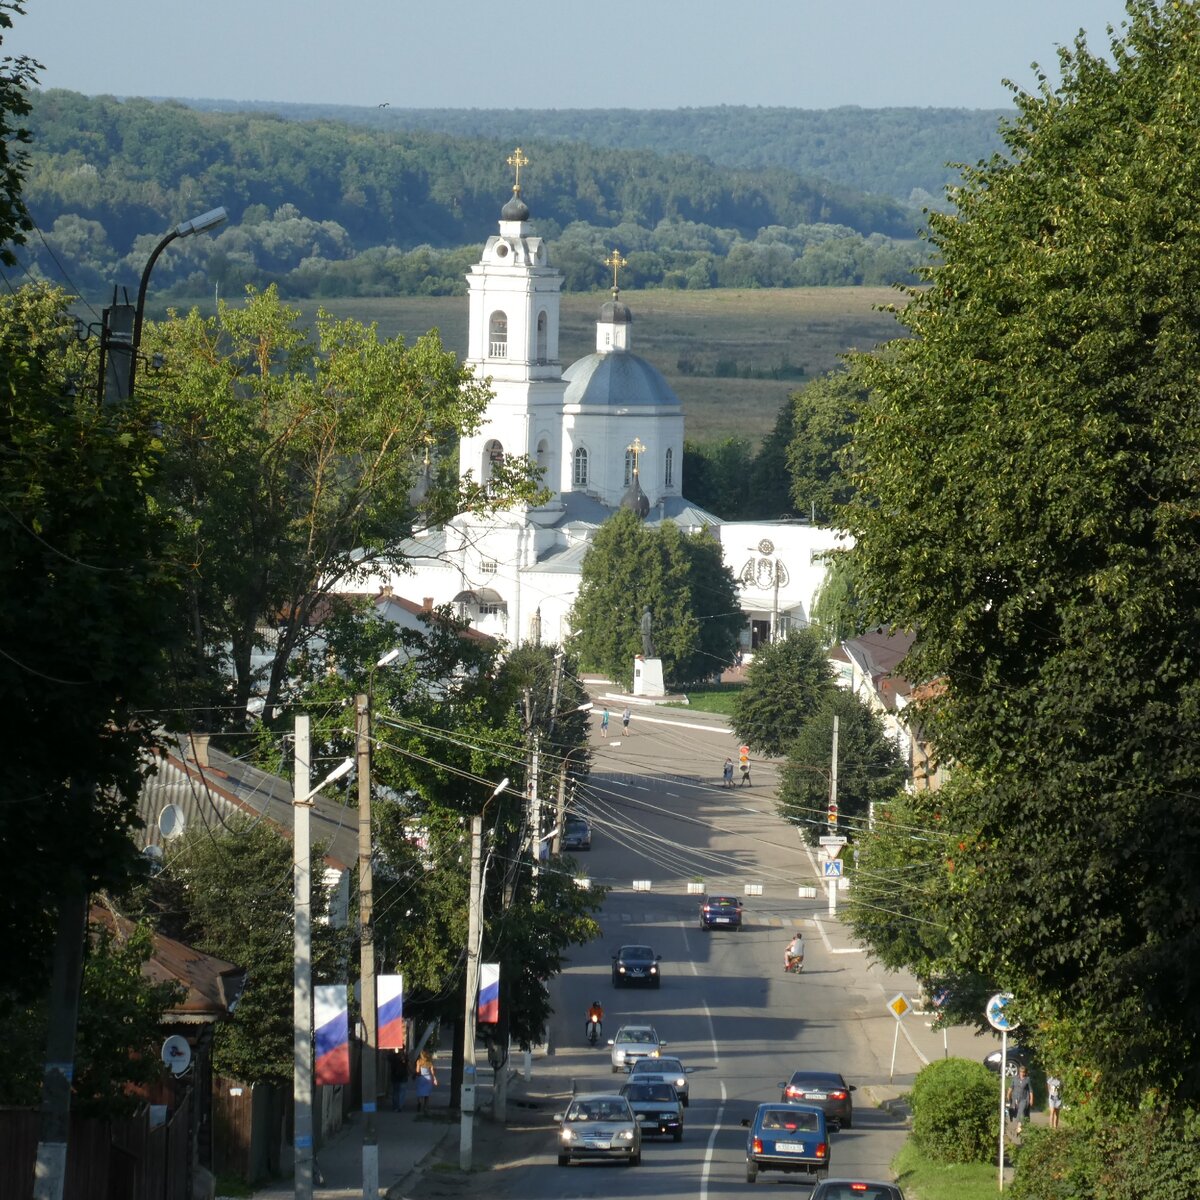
[[822, 860, 843, 878]]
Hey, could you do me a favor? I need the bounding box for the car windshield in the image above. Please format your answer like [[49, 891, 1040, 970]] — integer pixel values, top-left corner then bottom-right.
[[568, 1100, 627, 1121], [815, 1188, 899, 1200], [621, 947, 654, 960], [762, 1110, 819, 1131], [634, 1057, 681, 1073], [617, 1028, 656, 1043]]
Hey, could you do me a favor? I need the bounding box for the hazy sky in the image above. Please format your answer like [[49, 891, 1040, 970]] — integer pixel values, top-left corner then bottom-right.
[[11, 1, 1130, 111]]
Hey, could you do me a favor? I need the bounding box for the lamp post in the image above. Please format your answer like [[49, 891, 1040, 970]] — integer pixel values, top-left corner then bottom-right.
[[293, 720, 354, 1200], [98, 206, 227, 404]]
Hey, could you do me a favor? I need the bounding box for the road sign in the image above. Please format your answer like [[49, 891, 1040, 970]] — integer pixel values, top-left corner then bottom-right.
[[822, 859, 843, 878], [822, 843, 842, 860], [818, 836, 848, 847], [888, 993, 910, 1020], [985, 991, 1018, 1032]]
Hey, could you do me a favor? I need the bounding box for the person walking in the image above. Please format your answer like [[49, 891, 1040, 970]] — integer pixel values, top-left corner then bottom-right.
[[739, 758, 752, 786], [622, 706, 631, 735], [1007, 1064, 1034, 1138], [388, 1048, 409, 1112], [722, 757, 734, 788], [600, 707, 609, 738], [1046, 1074, 1063, 1129], [414, 1049, 438, 1115]]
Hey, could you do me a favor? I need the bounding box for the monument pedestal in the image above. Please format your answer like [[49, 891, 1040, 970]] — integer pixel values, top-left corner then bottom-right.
[[632, 656, 665, 698]]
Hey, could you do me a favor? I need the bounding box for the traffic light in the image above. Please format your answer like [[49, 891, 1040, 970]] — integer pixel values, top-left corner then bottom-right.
[[739, 745, 750, 768], [827, 800, 839, 828]]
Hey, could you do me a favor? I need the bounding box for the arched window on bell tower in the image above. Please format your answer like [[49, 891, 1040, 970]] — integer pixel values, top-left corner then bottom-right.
[[573, 446, 589, 488], [536, 310, 548, 362], [665, 447, 674, 488], [489, 311, 508, 358], [483, 439, 504, 487]]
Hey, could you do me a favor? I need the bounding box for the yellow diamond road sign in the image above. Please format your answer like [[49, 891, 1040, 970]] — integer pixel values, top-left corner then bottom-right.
[[888, 993, 910, 1020]]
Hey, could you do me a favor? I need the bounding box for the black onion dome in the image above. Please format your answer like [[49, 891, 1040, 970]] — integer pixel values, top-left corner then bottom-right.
[[620, 474, 650, 519], [599, 298, 632, 324], [501, 193, 530, 222]]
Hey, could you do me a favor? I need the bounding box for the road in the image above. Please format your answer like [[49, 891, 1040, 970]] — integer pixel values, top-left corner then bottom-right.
[[470, 704, 996, 1198]]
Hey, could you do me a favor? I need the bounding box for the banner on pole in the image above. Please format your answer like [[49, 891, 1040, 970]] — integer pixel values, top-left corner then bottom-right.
[[315, 985, 350, 1085], [478, 963, 500, 1024], [378, 974, 404, 1050]]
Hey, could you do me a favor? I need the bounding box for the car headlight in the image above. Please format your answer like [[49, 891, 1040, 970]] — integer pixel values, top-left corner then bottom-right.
[[615, 1050, 626, 1062], [615, 1129, 634, 1142], [650, 965, 657, 974], [561, 1129, 576, 1143], [651, 1049, 660, 1057], [618, 965, 626, 973], [675, 1077, 686, 1088]]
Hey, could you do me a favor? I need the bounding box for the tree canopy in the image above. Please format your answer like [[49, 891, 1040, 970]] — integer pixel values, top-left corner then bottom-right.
[[569, 508, 743, 689], [841, 0, 1200, 1109]]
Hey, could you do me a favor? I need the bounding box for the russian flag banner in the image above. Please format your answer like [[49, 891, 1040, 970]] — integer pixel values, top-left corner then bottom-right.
[[478, 963, 500, 1024], [378, 974, 404, 1050], [314, 985, 350, 1085]]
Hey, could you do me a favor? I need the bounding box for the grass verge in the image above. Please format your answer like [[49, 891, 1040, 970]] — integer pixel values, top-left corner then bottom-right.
[[892, 1140, 1001, 1200], [663, 683, 744, 716]]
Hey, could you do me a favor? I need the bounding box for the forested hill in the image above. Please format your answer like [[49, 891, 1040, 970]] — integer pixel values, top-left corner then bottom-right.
[[18, 91, 933, 301], [185, 101, 1010, 205]]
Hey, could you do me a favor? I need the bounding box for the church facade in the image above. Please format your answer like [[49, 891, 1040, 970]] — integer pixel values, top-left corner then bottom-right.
[[361, 156, 842, 654]]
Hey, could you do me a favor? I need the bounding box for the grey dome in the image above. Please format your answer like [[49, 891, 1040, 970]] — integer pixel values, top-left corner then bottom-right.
[[599, 298, 632, 324], [620, 474, 650, 519], [501, 194, 530, 222], [563, 351, 680, 409]]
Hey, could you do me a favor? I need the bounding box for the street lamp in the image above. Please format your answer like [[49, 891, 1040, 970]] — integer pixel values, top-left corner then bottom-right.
[[294, 723, 354, 1200], [99, 206, 227, 404]]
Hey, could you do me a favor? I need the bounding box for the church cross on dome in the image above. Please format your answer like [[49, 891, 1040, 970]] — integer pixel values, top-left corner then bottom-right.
[[626, 436, 647, 476], [604, 248, 628, 298], [506, 147, 530, 195]]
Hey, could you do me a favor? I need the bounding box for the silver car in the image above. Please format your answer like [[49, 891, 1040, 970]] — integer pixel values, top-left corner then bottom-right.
[[609, 1024, 665, 1073], [554, 1092, 642, 1166], [628, 1054, 693, 1106]]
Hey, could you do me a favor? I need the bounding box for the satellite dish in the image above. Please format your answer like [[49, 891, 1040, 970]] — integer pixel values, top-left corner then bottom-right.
[[158, 804, 186, 839], [142, 845, 164, 876], [160, 1035, 192, 1075]]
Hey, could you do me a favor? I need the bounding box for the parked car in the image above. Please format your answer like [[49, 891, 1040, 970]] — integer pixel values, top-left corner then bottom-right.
[[611, 944, 662, 987], [620, 1080, 683, 1140], [609, 1024, 665, 1073], [983, 1044, 1033, 1075], [742, 1102, 830, 1183], [779, 1070, 856, 1129], [554, 1092, 642, 1166], [811, 1181, 906, 1200], [628, 1054, 692, 1106], [699, 894, 744, 930], [561, 816, 592, 850]]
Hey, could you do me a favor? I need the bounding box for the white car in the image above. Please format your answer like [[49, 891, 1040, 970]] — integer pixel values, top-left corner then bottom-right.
[[629, 1054, 693, 1106], [609, 1024, 665, 1073], [554, 1092, 642, 1166]]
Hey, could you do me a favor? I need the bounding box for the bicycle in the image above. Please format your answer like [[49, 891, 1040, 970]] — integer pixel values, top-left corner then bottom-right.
[[585, 1018, 603, 1045]]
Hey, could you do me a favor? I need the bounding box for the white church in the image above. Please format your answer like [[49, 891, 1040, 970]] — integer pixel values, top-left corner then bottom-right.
[[360, 152, 843, 654]]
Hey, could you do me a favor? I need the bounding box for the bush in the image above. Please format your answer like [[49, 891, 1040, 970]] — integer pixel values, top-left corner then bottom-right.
[[910, 1057, 997, 1164]]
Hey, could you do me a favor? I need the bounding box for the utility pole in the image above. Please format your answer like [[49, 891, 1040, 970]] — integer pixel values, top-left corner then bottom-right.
[[460, 815, 484, 1169], [293, 716, 315, 1200], [356, 695, 379, 1200], [828, 715, 840, 917]]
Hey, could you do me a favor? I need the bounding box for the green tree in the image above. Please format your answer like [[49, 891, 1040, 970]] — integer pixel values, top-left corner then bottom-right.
[[570, 508, 742, 689], [730, 627, 835, 757], [786, 367, 864, 523], [778, 689, 906, 843], [841, 0, 1200, 1106], [0, 2, 36, 264]]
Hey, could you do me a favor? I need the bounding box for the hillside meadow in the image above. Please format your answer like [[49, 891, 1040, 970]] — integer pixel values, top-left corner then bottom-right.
[[173, 285, 907, 442]]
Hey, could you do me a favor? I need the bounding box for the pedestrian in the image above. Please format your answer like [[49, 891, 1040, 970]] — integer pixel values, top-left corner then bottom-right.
[[600, 707, 609, 738], [1047, 1073, 1063, 1130], [740, 759, 751, 786], [1007, 1064, 1034, 1138], [388, 1047, 409, 1112], [622, 705, 631, 734], [414, 1048, 438, 1115], [722, 757, 734, 788]]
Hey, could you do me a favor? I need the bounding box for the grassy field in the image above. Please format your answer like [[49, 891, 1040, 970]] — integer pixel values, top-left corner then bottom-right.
[[891, 1140, 1003, 1200], [178, 286, 907, 443], [662, 682, 745, 716]]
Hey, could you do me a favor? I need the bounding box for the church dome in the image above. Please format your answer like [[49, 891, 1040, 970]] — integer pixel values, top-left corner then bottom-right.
[[563, 351, 680, 409], [501, 194, 530, 222], [599, 298, 632, 324], [620, 473, 651, 519]]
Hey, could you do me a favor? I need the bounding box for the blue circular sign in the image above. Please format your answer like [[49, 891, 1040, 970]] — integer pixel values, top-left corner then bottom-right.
[[985, 991, 1018, 1032]]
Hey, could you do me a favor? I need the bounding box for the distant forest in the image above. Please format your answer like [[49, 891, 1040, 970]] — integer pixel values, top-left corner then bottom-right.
[[13, 93, 1005, 302]]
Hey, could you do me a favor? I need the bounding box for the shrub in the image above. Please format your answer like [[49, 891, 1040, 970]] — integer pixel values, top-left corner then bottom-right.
[[910, 1057, 997, 1163]]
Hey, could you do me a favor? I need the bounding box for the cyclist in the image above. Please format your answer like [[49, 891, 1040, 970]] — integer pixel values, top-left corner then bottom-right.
[[784, 932, 805, 972], [586, 1000, 605, 1042]]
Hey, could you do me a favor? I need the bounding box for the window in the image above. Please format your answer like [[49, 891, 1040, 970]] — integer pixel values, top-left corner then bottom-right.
[[536, 310, 548, 361], [624, 449, 634, 487], [479, 602, 504, 616], [573, 447, 588, 488], [664, 447, 674, 487], [483, 439, 504, 487], [488, 310, 507, 358], [479, 559, 497, 575], [536, 438, 549, 473]]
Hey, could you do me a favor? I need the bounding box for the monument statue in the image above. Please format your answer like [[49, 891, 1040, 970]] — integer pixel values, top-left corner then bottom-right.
[[641, 607, 655, 658]]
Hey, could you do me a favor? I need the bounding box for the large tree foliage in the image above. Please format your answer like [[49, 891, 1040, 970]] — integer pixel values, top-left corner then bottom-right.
[[730, 627, 835, 757], [0, 2, 35, 263], [785, 367, 865, 523], [0, 284, 182, 997], [143, 284, 539, 725], [778, 688, 906, 844], [842, 0, 1200, 1106], [569, 508, 742, 688]]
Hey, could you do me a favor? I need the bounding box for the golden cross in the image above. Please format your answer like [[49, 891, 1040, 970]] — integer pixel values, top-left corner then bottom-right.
[[604, 248, 628, 294], [507, 147, 529, 194], [626, 436, 646, 474]]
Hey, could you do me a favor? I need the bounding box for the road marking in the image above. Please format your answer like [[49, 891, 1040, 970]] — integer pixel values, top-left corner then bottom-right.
[[700, 1079, 727, 1200], [666, 791, 679, 797], [811, 917, 865, 953], [618, 712, 736, 736]]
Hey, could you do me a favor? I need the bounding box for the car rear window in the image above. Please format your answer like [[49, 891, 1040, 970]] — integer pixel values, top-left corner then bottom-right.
[[762, 1110, 819, 1131], [816, 1187, 900, 1199]]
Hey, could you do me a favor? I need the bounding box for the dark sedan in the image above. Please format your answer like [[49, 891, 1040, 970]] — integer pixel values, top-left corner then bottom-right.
[[612, 945, 662, 988], [699, 894, 743, 929], [779, 1070, 856, 1129]]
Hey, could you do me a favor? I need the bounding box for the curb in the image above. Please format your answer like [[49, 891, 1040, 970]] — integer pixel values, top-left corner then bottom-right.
[[383, 1121, 455, 1200]]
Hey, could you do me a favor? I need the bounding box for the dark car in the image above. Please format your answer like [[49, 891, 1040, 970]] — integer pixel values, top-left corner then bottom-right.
[[742, 1102, 830, 1183], [983, 1044, 1032, 1075], [620, 1080, 683, 1140], [811, 1182, 906, 1200], [561, 816, 592, 851], [612, 944, 662, 988], [699, 894, 743, 930], [779, 1070, 856, 1129]]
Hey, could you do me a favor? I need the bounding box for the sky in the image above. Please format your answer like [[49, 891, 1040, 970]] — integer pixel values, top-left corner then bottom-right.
[[10, 0, 1131, 112]]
